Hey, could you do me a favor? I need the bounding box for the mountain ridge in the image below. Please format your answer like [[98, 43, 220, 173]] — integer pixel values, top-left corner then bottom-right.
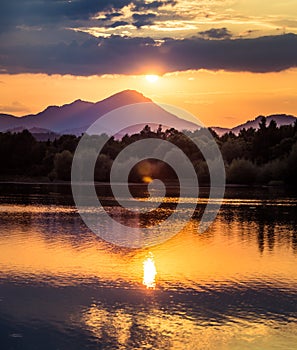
[[211, 114, 297, 136], [0, 90, 296, 136], [0, 90, 199, 135]]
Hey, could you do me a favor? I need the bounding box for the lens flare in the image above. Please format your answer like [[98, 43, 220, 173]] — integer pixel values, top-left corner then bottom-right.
[[143, 253, 157, 289], [142, 176, 153, 183]]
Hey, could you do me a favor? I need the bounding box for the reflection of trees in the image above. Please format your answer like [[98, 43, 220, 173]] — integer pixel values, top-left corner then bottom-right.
[[257, 222, 265, 254], [267, 224, 275, 252], [255, 207, 276, 254], [219, 203, 296, 253], [292, 227, 297, 254]]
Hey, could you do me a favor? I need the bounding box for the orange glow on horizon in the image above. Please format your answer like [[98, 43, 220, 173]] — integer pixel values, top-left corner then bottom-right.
[[0, 68, 297, 128]]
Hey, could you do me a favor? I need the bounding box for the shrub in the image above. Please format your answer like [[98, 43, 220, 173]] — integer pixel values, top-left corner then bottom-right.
[[53, 150, 73, 181], [227, 158, 257, 184]]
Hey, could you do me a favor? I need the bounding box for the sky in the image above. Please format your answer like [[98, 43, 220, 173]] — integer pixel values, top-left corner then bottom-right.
[[0, 0, 297, 127]]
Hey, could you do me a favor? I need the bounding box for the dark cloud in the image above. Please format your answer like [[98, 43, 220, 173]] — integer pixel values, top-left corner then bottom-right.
[[198, 28, 232, 39], [0, 0, 133, 32], [1, 26, 94, 46], [0, 0, 176, 35], [110, 21, 130, 28], [1, 33, 297, 75], [132, 0, 177, 11], [102, 12, 123, 21], [132, 13, 157, 28]]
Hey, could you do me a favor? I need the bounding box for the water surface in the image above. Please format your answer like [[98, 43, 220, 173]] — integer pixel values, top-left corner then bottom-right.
[[0, 184, 296, 349]]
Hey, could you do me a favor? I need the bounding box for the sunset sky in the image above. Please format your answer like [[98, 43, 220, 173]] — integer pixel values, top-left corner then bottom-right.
[[1, 0, 297, 127]]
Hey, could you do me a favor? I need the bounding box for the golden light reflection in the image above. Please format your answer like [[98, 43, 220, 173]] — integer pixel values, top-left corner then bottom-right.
[[2, 69, 297, 128], [143, 252, 157, 289], [80, 303, 297, 350], [0, 204, 297, 289], [82, 305, 132, 347]]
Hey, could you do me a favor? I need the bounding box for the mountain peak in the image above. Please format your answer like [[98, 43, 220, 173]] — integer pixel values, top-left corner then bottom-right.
[[115, 89, 150, 99], [99, 89, 152, 105]]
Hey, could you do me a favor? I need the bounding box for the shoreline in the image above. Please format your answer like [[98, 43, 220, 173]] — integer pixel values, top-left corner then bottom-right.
[[0, 178, 288, 189]]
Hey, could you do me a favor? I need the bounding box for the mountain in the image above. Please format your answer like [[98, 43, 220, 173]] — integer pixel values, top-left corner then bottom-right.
[[210, 126, 231, 136], [211, 114, 297, 136], [232, 114, 296, 134], [0, 90, 200, 135], [0, 114, 20, 130], [1, 92, 296, 137]]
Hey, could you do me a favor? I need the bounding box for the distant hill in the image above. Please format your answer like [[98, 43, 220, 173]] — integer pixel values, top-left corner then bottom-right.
[[1, 92, 296, 138], [0, 114, 20, 130], [210, 126, 231, 136], [232, 114, 296, 134], [6, 126, 59, 141], [212, 114, 297, 136], [0, 90, 200, 136]]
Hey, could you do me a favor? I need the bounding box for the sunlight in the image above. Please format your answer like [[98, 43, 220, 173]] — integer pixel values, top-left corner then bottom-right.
[[145, 74, 159, 83], [143, 252, 157, 289]]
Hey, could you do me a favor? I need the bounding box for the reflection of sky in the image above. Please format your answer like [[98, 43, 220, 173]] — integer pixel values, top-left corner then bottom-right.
[[0, 198, 297, 288], [82, 301, 297, 350], [1, 276, 297, 349], [0, 190, 297, 349]]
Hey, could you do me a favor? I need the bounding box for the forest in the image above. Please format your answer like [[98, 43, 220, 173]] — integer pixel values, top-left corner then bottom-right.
[[0, 117, 296, 186]]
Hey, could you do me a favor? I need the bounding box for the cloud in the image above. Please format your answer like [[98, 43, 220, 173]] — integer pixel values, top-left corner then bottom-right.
[[198, 27, 232, 39], [1, 33, 297, 75], [0, 0, 176, 35], [132, 0, 177, 11], [0, 101, 30, 113], [132, 13, 157, 28], [102, 13, 123, 21], [110, 21, 130, 28], [0, 0, 134, 32]]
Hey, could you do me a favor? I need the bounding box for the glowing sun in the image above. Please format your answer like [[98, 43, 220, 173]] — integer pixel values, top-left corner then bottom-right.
[[143, 253, 157, 289], [145, 74, 159, 83]]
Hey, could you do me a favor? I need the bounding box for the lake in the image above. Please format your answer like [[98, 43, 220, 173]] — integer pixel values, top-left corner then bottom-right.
[[0, 183, 296, 349]]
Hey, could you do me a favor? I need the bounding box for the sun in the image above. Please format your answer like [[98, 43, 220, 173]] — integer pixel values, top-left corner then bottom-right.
[[143, 253, 157, 289], [145, 74, 159, 83]]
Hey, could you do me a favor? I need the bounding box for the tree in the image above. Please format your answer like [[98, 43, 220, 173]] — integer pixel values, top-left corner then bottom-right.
[[221, 138, 245, 164], [53, 150, 73, 180], [227, 158, 257, 184], [284, 142, 297, 185], [94, 154, 112, 182], [259, 116, 267, 132]]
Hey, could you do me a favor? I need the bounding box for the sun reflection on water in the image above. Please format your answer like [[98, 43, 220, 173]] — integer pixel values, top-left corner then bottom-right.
[[143, 252, 157, 289]]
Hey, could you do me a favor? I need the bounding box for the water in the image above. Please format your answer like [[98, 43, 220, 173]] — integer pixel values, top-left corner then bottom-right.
[[0, 183, 296, 349]]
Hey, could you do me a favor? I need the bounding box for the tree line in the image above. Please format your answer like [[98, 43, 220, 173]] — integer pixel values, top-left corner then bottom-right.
[[0, 117, 296, 186]]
